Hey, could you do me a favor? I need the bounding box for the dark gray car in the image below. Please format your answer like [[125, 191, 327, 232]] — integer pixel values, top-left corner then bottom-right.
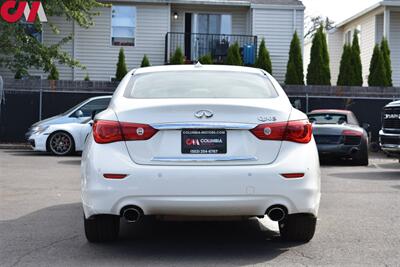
[[308, 109, 369, 166]]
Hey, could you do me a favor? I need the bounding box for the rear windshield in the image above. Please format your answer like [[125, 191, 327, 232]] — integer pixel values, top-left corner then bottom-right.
[[308, 114, 348, 125], [124, 71, 278, 99]]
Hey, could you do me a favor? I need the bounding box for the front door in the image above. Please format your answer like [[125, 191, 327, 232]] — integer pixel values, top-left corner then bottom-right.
[[184, 13, 192, 60], [191, 14, 232, 61]]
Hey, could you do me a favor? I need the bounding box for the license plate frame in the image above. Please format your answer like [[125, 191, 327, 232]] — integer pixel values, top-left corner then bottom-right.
[[181, 129, 227, 154]]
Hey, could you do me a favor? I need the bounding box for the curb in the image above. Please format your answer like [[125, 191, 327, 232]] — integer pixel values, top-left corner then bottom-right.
[[0, 143, 31, 150]]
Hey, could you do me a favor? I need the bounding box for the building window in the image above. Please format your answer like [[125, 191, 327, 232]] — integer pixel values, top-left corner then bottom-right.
[[111, 6, 136, 46], [21, 18, 43, 43]]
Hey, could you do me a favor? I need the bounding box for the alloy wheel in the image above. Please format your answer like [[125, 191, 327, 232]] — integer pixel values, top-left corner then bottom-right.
[[49, 132, 72, 155]]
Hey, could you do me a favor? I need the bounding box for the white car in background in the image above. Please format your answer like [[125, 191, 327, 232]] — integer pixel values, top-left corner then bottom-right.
[[28, 118, 92, 155], [81, 65, 321, 243]]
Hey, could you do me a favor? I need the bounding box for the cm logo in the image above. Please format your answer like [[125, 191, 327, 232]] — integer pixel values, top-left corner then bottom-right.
[[1, 1, 47, 23]]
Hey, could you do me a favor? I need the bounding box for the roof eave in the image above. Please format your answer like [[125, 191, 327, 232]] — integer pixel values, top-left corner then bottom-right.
[[103, 0, 250, 6], [335, 1, 384, 29], [251, 3, 305, 10]]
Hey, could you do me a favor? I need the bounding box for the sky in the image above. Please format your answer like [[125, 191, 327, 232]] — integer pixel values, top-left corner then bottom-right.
[[301, 0, 381, 24]]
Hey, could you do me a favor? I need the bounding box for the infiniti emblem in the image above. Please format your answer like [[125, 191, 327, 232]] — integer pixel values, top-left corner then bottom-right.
[[195, 110, 214, 119]]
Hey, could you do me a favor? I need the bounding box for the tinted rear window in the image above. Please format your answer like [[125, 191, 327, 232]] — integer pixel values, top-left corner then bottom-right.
[[124, 71, 278, 99], [308, 114, 348, 125]]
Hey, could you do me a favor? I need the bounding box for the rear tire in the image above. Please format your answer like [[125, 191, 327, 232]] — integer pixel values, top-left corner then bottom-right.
[[352, 141, 369, 166], [279, 214, 317, 242], [84, 214, 120, 243]]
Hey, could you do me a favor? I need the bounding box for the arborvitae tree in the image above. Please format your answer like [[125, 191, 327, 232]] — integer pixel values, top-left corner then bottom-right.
[[351, 32, 363, 86], [198, 54, 213, 64], [141, 55, 151, 67], [368, 44, 388, 86], [307, 27, 325, 85], [84, 73, 90, 81], [255, 39, 272, 73], [285, 62, 299, 85], [285, 31, 304, 85], [320, 28, 331, 85], [381, 38, 392, 86], [48, 66, 59, 80], [337, 44, 353, 86], [115, 48, 128, 81], [170, 47, 185, 64], [226, 42, 243, 66]]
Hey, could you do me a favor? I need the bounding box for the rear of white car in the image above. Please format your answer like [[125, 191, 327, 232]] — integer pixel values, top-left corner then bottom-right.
[[81, 65, 321, 243]]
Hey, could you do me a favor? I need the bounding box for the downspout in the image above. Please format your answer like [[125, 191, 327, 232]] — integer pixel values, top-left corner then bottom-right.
[[293, 8, 297, 33], [383, 7, 390, 41], [72, 20, 76, 80]]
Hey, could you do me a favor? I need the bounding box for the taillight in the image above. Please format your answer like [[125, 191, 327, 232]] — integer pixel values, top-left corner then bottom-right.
[[342, 130, 362, 136], [120, 122, 158, 141], [93, 120, 158, 144], [250, 120, 312, 144], [93, 120, 123, 144]]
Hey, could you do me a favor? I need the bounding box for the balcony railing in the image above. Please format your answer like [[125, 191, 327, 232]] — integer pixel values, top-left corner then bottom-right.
[[165, 32, 258, 65]]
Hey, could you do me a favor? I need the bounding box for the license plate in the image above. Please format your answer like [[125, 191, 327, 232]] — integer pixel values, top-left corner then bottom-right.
[[182, 129, 227, 154]]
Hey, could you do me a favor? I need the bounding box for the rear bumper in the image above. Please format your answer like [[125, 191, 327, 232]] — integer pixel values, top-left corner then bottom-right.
[[379, 130, 400, 154], [316, 144, 360, 157], [81, 136, 321, 218]]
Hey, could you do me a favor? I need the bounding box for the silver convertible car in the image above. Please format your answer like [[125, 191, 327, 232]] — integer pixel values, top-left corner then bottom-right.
[[308, 109, 369, 166]]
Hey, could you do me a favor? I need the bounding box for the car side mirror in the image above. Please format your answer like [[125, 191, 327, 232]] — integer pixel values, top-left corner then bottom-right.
[[89, 120, 94, 126], [362, 123, 370, 130], [75, 110, 84, 118]]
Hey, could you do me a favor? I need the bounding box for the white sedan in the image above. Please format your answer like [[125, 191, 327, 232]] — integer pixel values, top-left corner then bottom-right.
[[82, 65, 321, 243], [28, 119, 92, 155]]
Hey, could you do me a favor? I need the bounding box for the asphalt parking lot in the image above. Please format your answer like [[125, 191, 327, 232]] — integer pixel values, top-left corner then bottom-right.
[[1, 149, 400, 266]]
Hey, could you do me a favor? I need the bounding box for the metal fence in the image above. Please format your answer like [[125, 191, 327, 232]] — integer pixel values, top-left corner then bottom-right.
[[1, 80, 400, 143]]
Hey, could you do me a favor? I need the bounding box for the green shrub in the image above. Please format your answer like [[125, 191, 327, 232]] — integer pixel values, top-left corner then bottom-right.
[[285, 31, 304, 85], [115, 48, 128, 81], [226, 42, 243, 66], [381, 38, 392, 86], [84, 73, 90, 81], [320, 29, 331, 84], [170, 47, 185, 64], [198, 54, 213, 64], [255, 39, 272, 73], [307, 25, 331, 85], [351, 32, 363, 86], [48, 66, 59, 80], [337, 44, 353, 86], [368, 44, 388, 86], [14, 69, 24, 80], [141, 55, 151, 67]]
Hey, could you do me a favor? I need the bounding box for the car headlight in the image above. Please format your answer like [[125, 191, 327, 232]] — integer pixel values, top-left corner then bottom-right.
[[34, 125, 49, 134], [31, 126, 40, 133]]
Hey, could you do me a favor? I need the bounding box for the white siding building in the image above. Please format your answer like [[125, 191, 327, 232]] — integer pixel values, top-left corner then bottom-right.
[[0, 0, 304, 83], [326, 0, 400, 86]]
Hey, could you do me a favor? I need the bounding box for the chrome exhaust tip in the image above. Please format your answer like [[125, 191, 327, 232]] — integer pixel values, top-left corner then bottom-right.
[[122, 207, 142, 223], [267, 206, 287, 222]]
